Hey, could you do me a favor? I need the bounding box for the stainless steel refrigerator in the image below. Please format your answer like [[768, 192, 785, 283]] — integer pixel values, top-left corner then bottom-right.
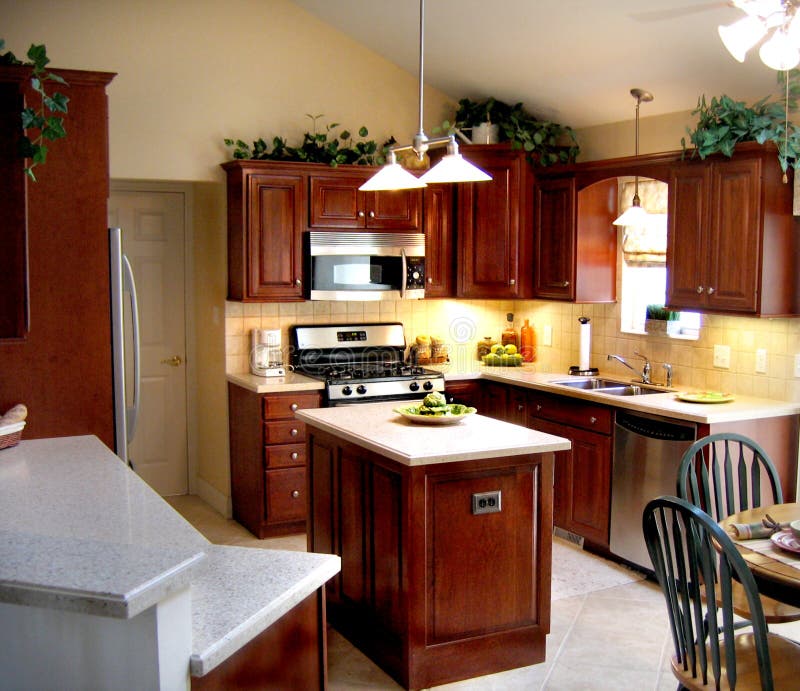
[[109, 227, 141, 467]]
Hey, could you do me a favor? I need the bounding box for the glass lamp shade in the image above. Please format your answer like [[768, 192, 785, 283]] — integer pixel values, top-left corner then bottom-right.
[[613, 201, 649, 227], [419, 153, 492, 184], [759, 29, 800, 70], [718, 15, 767, 61], [358, 162, 427, 191]]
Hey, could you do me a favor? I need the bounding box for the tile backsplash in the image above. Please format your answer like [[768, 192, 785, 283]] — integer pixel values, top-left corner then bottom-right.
[[225, 299, 800, 403]]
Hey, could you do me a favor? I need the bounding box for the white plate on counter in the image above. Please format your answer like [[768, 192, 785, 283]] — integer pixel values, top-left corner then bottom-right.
[[394, 404, 477, 425]]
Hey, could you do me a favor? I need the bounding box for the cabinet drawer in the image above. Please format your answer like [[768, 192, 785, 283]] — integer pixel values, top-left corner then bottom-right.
[[265, 443, 306, 469], [263, 419, 307, 445], [265, 467, 307, 523], [528, 392, 612, 435], [262, 393, 321, 420]]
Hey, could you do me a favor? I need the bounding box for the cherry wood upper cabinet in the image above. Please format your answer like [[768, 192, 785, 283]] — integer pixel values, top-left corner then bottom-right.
[[456, 145, 533, 299], [667, 144, 798, 316], [421, 183, 454, 298], [224, 162, 305, 301], [309, 170, 421, 231]]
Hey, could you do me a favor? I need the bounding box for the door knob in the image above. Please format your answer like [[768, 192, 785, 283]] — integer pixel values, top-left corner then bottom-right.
[[160, 355, 183, 367]]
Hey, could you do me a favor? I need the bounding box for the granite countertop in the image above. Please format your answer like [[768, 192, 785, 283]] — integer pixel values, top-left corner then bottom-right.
[[295, 401, 571, 465], [0, 435, 340, 678]]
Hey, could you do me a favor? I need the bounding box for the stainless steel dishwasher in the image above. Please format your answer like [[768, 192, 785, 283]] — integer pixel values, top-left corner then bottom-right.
[[609, 410, 697, 570]]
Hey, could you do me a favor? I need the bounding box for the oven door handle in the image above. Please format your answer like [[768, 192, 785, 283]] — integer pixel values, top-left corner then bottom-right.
[[400, 248, 407, 299]]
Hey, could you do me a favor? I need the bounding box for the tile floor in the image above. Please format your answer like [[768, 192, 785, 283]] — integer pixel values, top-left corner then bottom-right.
[[167, 495, 800, 690]]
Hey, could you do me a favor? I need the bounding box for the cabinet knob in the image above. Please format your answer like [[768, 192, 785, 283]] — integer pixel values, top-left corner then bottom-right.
[[427, 277, 433, 283], [517, 403, 524, 411], [696, 286, 704, 294], [358, 211, 365, 218], [291, 452, 298, 460], [368, 211, 375, 218], [290, 428, 298, 436], [590, 416, 597, 424], [295, 278, 302, 287], [509, 278, 516, 286], [707, 286, 715, 295], [536, 404, 543, 412], [559, 281, 570, 287], [291, 490, 300, 498], [290, 403, 299, 411]]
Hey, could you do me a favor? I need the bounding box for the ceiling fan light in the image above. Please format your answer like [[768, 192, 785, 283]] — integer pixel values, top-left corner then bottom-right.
[[419, 154, 492, 184], [759, 29, 800, 70], [358, 162, 427, 191], [613, 201, 649, 227], [718, 15, 767, 61]]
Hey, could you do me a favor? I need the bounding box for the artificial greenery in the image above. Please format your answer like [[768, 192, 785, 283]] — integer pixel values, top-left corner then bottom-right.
[[681, 94, 800, 172], [224, 114, 391, 167], [0, 40, 69, 181], [439, 97, 580, 166], [645, 304, 679, 321]]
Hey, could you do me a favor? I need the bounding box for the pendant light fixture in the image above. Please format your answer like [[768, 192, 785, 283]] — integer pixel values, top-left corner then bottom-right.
[[613, 88, 654, 227], [359, 0, 491, 192]]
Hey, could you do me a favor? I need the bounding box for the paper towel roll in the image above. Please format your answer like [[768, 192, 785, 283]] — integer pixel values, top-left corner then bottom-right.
[[579, 318, 591, 371]]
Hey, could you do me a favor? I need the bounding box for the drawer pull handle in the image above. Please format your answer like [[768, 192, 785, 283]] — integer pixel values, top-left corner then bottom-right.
[[291, 452, 299, 460], [290, 428, 298, 436], [291, 490, 300, 498], [290, 403, 299, 411]]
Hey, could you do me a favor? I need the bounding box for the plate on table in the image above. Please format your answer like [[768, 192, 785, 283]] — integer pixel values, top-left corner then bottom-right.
[[394, 404, 477, 425], [771, 529, 800, 554], [676, 391, 735, 404]]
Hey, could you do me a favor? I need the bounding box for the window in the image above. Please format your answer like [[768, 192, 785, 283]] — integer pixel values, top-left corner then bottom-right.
[[618, 179, 699, 339]]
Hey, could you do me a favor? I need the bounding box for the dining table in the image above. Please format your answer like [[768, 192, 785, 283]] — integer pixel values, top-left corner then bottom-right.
[[719, 502, 800, 609]]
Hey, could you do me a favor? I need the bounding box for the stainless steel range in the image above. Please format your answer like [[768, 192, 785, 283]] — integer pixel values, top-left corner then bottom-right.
[[289, 323, 445, 406]]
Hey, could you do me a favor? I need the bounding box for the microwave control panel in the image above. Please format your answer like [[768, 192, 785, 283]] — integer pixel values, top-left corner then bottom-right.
[[406, 257, 425, 290]]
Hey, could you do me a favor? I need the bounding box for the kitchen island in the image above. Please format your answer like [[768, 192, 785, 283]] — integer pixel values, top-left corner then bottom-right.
[[0, 435, 340, 690], [295, 401, 571, 690]]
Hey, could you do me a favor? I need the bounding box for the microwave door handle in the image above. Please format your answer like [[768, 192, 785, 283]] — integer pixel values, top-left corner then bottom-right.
[[400, 248, 407, 299]]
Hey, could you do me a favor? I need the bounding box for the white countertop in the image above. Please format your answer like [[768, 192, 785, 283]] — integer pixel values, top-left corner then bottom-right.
[[295, 401, 571, 465], [0, 435, 340, 677], [227, 370, 324, 393]]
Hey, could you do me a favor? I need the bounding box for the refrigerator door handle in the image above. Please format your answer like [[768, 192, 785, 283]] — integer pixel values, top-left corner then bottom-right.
[[121, 253, 141, 443]]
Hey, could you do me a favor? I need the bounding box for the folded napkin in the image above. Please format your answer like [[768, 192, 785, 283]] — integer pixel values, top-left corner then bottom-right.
[[729, 520, 790, 540]]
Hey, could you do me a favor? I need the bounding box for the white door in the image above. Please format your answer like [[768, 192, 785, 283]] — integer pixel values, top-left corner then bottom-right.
[[108, 187, 188, 495]]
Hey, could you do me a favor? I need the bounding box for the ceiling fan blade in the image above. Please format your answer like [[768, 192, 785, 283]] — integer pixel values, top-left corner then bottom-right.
[[629, 2, 730, 23]]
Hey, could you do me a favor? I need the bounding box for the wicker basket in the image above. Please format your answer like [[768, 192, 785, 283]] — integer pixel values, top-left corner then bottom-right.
[[0, 421, 25, 450]]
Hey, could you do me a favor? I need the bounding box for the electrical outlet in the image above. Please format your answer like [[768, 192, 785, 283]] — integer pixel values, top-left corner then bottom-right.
[[795, 354, 800, 378], [713, 344, 731, 369], [543, 324, 553, 347], [472, 490, 502, 515], [755, 348, 768, 373]]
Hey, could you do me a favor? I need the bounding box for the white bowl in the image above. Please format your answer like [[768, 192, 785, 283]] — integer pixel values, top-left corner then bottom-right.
[[789, 520, 800, 540]]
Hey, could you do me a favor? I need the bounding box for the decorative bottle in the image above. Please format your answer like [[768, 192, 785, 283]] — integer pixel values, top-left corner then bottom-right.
[[520, 319, 536, 362], [501, 313, 518, 347]]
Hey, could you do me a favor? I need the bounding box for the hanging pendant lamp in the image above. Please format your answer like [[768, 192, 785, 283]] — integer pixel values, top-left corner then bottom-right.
[[613, 88, 654, 227], [359, 0, 491, 191]]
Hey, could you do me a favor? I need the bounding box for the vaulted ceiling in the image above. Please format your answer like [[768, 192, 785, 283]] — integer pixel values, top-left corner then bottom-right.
[[291, 0, 785, 129]]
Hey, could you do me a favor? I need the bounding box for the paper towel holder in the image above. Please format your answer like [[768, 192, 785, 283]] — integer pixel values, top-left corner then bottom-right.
[[569, 316, 599, 376]]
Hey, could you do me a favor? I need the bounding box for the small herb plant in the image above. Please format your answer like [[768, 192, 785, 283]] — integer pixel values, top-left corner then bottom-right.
[[645, 304, 679, 321], [449, 97, 580, 166], [225, 114, 390, 167], [682, 94, 800, 172], [0, 40, 69, 181]]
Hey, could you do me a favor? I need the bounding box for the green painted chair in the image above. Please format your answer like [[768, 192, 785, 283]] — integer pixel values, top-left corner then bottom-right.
[[676, 432, 800, 624], [642, 496, 800, 690]]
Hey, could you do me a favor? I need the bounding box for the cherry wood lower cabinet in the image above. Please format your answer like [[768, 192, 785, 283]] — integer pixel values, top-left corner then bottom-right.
[[228, 384, 321, 538], [192, 589, 327, 690], [307, 428, 553, 690]]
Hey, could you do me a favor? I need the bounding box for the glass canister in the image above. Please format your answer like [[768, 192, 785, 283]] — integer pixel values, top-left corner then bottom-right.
[[477, 336, 496, 358]]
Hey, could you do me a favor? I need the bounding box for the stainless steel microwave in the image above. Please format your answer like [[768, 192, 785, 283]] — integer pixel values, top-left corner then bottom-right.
[[307, 231, 425, 301]]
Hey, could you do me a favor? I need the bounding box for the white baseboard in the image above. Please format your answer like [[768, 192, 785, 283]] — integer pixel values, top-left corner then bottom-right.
[[193, 476, 231, 518]]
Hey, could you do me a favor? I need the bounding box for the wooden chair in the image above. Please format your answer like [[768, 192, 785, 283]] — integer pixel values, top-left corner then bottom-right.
[[676, 432, 800, 624], [642, 496, 800, 690]]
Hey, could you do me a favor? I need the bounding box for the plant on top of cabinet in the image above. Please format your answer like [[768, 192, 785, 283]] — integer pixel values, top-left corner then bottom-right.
[[0, 40, 69, 181], [682, 94, 800, 174], [449, 97, 580, 166], [224, 113, 393, 167]]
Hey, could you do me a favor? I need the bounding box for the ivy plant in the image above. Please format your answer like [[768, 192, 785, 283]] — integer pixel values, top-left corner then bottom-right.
[[0, 40, 70, 181], [682, 94, 800, 172], [451, 97, 580, 166], [225, 114, 390, 167]]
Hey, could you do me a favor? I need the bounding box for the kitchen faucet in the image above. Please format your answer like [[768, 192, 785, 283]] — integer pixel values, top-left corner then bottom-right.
[[607, 352, 651, 384]]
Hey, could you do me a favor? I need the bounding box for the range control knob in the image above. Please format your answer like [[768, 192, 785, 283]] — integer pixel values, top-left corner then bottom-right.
[[411, 270, 421, 281], [409, 381, 420, 392], [342, 386, 353, 396], [356, 384, 367, 395], [423, 380, 434, 390]]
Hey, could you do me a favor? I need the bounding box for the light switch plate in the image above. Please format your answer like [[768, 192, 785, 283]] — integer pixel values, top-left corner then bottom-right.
[[713, 344, 731, 369], [543, 325, 553, 347], [755, 348, 767, 374]]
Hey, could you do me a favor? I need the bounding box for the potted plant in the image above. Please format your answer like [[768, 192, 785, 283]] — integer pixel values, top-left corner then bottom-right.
[[644, 304, 679, 335], [449, 97, 580, 166], [682, 94, 800, 173]]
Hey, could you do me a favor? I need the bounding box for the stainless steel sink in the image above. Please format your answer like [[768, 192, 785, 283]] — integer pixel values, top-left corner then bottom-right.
[[550, 378, 667, 396]]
